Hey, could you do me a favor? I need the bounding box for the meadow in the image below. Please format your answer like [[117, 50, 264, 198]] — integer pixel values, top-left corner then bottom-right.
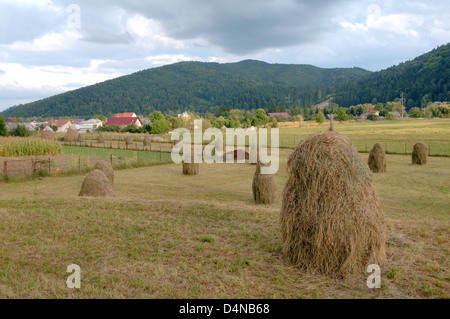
[[0, 148, 448, 298]]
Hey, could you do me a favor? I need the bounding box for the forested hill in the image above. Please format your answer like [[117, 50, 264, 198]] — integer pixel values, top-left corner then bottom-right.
[[1, 60, 371, 118], [332, 43, 450, 107], [2, 43, 449, 118]]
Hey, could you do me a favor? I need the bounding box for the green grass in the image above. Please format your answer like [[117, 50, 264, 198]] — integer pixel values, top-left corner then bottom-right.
[[62, 146, 172, 164], [0, 148, 448, 299]]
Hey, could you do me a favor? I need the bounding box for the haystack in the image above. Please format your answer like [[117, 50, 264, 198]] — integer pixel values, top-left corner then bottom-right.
[[280, 130, 386, 276], [222, 150, 250, 162], [368, 143, 386, 173], [412, 142, 428, 165], [79, 169, 115, 197], [182, 147, 200, 175], [41, 127, 54, 140], [143, 134, 151, 147], [77, 134, 85, 143], [252, 161, 276, 204], [93, 160, 114, 184], [125, 136, 134, 146], [64, 126, 79, 142], [97, 135, 105, 143]]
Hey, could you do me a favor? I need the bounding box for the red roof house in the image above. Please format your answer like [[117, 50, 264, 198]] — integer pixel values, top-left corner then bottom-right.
[[105, 117, 142, 127], [115, 112, 137, 118]]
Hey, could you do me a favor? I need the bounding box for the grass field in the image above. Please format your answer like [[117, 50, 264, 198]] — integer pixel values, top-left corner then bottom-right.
[[279, 119, 450, 156], [0, 147, 448, 298]]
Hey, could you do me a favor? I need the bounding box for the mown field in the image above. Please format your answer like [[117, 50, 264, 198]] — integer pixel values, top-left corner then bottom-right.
[[0, 146, 448, 298], [278, 119, 450, 156]]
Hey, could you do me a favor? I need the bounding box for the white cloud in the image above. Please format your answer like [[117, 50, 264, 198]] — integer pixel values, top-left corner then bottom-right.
[[8, 31, 82, 52]]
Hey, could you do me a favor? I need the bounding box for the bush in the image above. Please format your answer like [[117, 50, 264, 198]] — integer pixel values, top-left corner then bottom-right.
[[409, 107, 424, 118], [386, 113, 395, 120], [0, 116, 7, 136], [11, 125, 32, 137], [367, 114, 378, 121], [335, 108, 349, 122]]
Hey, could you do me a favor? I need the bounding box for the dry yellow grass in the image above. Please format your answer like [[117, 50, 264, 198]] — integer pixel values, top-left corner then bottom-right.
[[0, 149, 448, 298]]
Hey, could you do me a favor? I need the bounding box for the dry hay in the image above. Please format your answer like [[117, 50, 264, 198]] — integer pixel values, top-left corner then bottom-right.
[[280, 130, 386, 276], [79, 169, 115, 197], [182, 147, 200, 175], [64, 126, 79, 142], [93, 160, 114, 184], [368, 143, 387, 173], [41, 127, 54, 140], [97, 135, 105, 143], [412, 142, 428, 165], [143, 134, 151, 146], [77, 134, 85, 143], [252, 161, 276, 204], [222, 149, 250, 162], [125, 136, 134, 145]]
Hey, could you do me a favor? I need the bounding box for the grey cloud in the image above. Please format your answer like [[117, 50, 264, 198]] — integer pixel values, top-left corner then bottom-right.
[[81, 27, 134, 45]]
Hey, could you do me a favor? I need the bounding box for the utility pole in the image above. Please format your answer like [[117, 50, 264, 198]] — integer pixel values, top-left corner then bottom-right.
[[401, 92, 405, 119], [286, 95, 292, 109]]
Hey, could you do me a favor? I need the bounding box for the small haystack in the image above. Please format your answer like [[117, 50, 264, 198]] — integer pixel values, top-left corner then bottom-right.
[[77, 134, 85, 143], [280, 130, 386, 276], [222, 150, 250, 162], [143, 134, 151, 147], [64, 126, 79, 142], [93, 160, 114, 184], [412, 142, 428, 165], [97, 135, 105, 144], [252, 161, 276, 204], [368, 143, 387, 173], [79, 169, 115, 197], [41, 126, 54, 140], [182, 147, 200, 175], [125, 136, 134, 146]]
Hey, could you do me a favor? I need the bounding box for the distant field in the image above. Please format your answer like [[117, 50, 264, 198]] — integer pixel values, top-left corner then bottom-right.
[[0, 149, 448, 298], [279, 119, 450, 156]]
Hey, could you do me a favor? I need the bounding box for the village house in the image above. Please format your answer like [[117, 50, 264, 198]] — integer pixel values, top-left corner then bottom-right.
[[45, 119, 74, 133], [105, 117, 143, 128], [115, 112, 137, 118], [80, 119, 103, 130]]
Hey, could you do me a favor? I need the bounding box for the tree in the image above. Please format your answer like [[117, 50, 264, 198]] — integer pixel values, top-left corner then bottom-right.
[[253, 109, 269, 126], [50, 125, 58, 132], [386, 113, 395, 120], [316, 111, 325, 124], [367, 114, 378, 121], [379, 109, 389, 117], [335, 108, 349, 122], [93, 114, 107, 122], [409, 107, 424, 118], [0, 116, 6, 136], [151, 119, 169, 134]]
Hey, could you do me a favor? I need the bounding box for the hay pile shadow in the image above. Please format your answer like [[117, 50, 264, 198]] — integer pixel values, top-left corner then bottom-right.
[[368, 143, 387, 173], [281, 130, 386, 276], [93, 160, 114, 184], [412, 142, 428, 165], [64, 127, 79, 142], [143, 134, 151, 147], [252, 161, 276, 204], [79, 169, 115, 197]]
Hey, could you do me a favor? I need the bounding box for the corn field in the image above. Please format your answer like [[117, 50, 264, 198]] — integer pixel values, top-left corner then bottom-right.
[[0, 137, 62, 157]]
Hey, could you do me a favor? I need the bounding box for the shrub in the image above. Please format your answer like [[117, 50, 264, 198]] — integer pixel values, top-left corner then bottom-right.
[[316, 111, 325, 124], [367, 114, 378, 121]]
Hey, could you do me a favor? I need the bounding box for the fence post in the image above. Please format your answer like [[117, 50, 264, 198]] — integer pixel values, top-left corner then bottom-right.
[[429, 144, 431, 156], [110, 154, 113, 166], [3, 160, 7, 178], [78, 156, 81, 172], [385, 143, 388, 154], [48, 158, 51, 175], [405, 142, 407, 155], [160, 142, 162, 163], [365, 143, 367, 153]]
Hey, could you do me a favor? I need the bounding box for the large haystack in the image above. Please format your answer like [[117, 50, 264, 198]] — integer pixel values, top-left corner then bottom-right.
[[281, 130, 386, 276], [79, 169, 115, 197], [97, 135, 105, 143], [412, 142, 428, 165], [252, 161, 276, 204], [41, 127, 54, 140], [64, 126, 79, 142], [182, 147, 200, 175], [77, 134, 85, 143], [93, 160, 114, 184], [368, 143, 387, 173]]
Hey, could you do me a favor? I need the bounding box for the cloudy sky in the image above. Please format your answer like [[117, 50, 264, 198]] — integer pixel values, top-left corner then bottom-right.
[[0, 0, 449, 111]]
